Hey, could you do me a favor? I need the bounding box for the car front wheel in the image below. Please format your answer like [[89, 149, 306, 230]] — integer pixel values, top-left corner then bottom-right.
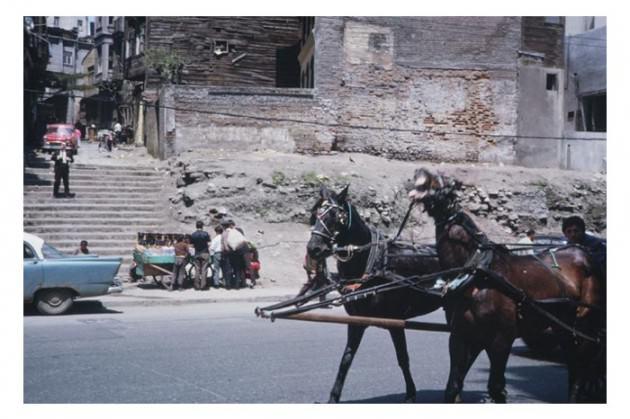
[[35, 289, 74, 315]]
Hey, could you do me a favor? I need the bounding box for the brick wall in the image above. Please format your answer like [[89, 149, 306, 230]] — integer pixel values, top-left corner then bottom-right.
[[160, 85, 336, 158], [316, 17, 520, 163], [151, 17, 530, 164]]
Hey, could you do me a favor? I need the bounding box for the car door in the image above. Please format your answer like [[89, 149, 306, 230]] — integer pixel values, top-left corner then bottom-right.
[[24, 242, 44, 301]]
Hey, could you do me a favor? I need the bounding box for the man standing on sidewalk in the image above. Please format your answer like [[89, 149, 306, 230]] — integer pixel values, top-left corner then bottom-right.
[[170, 236, 190, 291], [210, 225, 223, 288], [51, 142, 74, 198], [222, 220, 249, 290], [190, 221, 211, 291]]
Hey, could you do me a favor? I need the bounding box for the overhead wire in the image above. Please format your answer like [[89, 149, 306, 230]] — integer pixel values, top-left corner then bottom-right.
[[24, 87, 605, 143]]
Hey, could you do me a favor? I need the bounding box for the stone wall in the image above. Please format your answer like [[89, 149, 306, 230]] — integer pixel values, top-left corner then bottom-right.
[[317, 17, 520, 163], [160, 85, 336, 157]]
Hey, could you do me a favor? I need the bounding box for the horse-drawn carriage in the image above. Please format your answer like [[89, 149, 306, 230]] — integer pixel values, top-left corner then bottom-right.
[[256, 171, 605, 404]]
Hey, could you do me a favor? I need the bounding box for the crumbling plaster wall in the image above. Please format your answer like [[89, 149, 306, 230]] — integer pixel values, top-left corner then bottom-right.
[[316, 17, 520, 163], [163, 85, 336, 157]]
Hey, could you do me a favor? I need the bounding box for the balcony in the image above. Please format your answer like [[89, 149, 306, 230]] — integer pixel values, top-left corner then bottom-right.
[[124, 54, 145, 81]]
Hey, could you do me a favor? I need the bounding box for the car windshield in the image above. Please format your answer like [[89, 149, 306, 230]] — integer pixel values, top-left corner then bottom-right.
[[41, 242, 66, 259], [47, 127, 73, 136]]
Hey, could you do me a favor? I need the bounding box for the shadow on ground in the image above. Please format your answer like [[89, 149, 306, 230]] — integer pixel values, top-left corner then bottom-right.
[[341, 389, 486, 404], [24, 300, 122, 316]]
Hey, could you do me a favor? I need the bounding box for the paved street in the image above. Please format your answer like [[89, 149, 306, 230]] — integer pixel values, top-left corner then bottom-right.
[[24, 301, 568, 403]]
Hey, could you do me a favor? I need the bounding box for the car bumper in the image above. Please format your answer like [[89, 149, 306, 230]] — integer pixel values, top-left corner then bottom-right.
[[107, 277, 124, 294]]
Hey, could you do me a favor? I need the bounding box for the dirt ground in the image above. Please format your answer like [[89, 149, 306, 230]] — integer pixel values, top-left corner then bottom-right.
[[161, 149, 607, 289]]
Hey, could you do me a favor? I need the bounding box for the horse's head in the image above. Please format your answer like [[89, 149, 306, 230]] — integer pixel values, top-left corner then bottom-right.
[[307, 184, 351, 260], [408, 168, 461, 216]]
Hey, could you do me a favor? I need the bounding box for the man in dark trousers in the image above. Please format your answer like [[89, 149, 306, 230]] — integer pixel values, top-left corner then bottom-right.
[[190, 221, 211, 290], [51, 143, 74, 198]]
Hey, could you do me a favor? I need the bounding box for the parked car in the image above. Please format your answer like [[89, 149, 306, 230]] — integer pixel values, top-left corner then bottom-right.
[[23, 233, 123, 315], [41, 124, 79, 154]]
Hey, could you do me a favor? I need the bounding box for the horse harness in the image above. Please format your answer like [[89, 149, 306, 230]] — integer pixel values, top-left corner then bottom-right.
[[437, 211, 603, 345]]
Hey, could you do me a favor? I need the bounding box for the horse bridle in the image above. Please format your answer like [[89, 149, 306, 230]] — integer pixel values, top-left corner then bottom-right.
[[310, 200, 351, 246]]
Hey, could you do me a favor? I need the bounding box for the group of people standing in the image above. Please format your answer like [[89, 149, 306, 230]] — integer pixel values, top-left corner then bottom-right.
[[170, 220, 260, 291]]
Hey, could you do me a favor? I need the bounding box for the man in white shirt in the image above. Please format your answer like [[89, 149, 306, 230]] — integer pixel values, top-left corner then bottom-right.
[[113, 121, 122, 146], [210, 225, 223, 288], [221, 220, 249, 289]]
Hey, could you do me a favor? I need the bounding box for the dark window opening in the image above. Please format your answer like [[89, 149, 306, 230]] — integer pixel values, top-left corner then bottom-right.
[[63, 51, 73, 66], [369, 33, 388, 52], [581, 94, 606, 132], [546, 73, 558, 91], [567, 111, 575, 121], [276, 42, 301, 87]]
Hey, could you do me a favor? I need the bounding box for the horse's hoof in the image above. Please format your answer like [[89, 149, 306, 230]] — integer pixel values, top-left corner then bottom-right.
[[404, 396, 416, 403], [454, 394, 463, 403], [328, 397, 339, 404]]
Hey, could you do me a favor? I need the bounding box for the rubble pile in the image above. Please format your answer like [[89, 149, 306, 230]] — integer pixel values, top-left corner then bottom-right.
[[458, 180, 606, 235], [164, 151, 607, 239]]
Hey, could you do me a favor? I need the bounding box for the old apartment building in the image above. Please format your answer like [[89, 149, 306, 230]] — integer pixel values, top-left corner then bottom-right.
[[109, 17, 604, 171]]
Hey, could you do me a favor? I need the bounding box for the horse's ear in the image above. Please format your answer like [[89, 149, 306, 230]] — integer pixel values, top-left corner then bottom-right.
[[337, 184, 350, 202], [309, 198, 322, 214], [319, 185, 330, 200]]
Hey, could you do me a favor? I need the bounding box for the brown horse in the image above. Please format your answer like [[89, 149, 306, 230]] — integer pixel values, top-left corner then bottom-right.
[[408, 168, 605, 403]]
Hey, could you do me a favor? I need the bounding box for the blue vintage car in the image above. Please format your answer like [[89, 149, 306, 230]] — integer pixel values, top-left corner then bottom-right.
[[23, 233, 123, 315]]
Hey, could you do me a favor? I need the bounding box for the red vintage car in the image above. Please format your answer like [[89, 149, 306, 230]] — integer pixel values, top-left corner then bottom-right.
[[41, 124, 79, 153]]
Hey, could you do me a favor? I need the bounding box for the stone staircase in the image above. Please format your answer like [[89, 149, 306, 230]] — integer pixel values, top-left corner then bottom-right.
[[23, 156, 170, 277]]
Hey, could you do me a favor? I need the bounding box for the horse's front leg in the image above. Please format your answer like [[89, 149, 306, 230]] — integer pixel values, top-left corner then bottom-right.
[[329, 325, 367, 403], [444, 331, 482, 403], [485, 333, 514, 403], [388, 328, 416, 403]]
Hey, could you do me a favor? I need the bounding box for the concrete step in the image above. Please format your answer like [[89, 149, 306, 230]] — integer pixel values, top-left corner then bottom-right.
[[24, 178, 165, 188], [24, 203, 160, 212], [33, 232, 138, 241], [25, 225, 162, 234], [24, 199, 164, 208], [54, 247, 136, 257], [23, 190, 165, 199], [47, 239, 138, 248], [25, 170, 165, 180], [24, 185, 164, 193], [24, 217, 164, 226], [26, 163, 163, 173]]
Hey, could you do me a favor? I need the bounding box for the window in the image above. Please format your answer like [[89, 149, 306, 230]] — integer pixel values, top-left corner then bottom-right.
[[567, 111, 575, 122], [546, 73, 558, 91], [24, 243, 35, 259], [109, 17, 113, 25], [77, 19, 83, 28], [369, 33, 388, 52], [544, 17, 561, 25], [96, 46, 102, 73], [581, 94, 606, 132], [63, 51, 73, 66], [42, 242, 65, 259], [53, 16, 60, 27]]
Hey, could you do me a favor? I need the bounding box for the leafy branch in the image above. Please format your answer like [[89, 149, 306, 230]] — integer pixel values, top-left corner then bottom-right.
[[144, 47, 185, 84]]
